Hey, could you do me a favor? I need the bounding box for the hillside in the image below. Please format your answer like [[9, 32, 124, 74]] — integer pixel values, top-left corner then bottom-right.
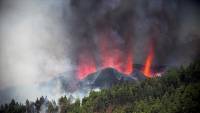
[[0, 60, 200, 113]]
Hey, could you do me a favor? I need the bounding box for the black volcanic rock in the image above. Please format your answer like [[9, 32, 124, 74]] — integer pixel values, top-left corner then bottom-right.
[[131, 69, 147, 81], [92, 68, 123, 88], [80, 68, 139, 89]]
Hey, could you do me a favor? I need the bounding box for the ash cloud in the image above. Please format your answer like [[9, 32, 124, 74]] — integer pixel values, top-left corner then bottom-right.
[[0, 0, 199, 104], [65, 0, 200, 66]]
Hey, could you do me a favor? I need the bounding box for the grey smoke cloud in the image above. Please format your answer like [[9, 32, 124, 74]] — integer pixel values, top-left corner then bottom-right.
[[0, 0, 72, 103], [0, 0, 199, 104], [66, 0, 200, 65]]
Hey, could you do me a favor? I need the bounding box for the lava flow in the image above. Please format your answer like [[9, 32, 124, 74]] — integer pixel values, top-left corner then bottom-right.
[[142, 44, 154, 77], [76, 38, 155, 79], [123, 52, 133, 75], [76, 29, 134, 80], [76, 51, 97, 80], [98, 30, 133, 76]]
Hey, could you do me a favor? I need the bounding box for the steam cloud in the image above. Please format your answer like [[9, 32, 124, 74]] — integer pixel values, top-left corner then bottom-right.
[[0, 0, 199, 104]]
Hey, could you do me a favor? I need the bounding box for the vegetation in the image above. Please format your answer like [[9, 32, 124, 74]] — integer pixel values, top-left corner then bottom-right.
[[0, 60, 200, 113]]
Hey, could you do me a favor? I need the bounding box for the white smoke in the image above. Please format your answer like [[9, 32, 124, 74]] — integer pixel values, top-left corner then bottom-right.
[[0, 0, 72, 103]]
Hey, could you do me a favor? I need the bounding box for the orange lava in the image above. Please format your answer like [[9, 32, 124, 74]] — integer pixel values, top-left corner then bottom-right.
[[124, 52, 133, 75], [98, 30, 133, 76], [142, 45, 154, 77], [76, 29, 133, 80], [76, 52, 97, 80]]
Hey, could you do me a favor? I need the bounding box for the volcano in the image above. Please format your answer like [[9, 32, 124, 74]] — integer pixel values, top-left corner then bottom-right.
[[76, 38, 162, 79], [78, 63, 165, 89], [77, 65, 164, 90], [41, 64, 165, 94], [79, 67, 138, 89]]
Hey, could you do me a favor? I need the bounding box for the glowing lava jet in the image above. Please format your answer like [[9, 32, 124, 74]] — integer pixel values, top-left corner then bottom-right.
[[76, 36, 156, 79], [142, 44, 154, 77], [76, 51, 97, 80], [98, 30, 133, 76], [76, 29, 133, 80], [124, 52, 133, 75]]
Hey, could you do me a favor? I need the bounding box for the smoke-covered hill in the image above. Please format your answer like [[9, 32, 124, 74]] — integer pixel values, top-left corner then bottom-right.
[[0, 60, 199, 113], [40, 63, 166, 98]]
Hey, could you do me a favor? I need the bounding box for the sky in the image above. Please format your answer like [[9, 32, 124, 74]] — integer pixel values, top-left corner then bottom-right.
[[0, 0, 199, 104]]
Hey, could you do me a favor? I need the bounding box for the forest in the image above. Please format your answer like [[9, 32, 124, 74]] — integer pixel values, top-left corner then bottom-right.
[[0, 60, 199, 113]]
